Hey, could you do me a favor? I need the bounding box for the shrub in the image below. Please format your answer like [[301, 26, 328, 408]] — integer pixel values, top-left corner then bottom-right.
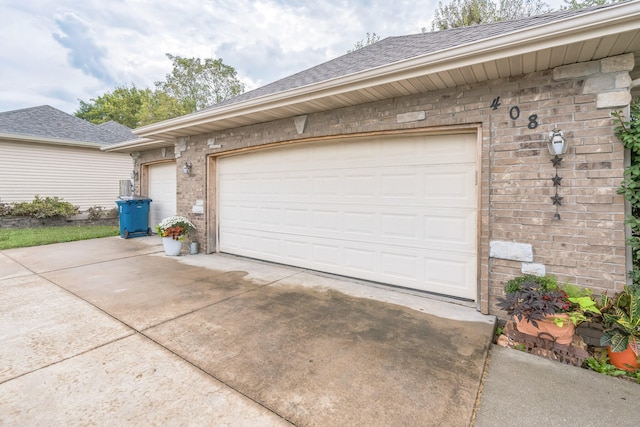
[[7, 196, 79, 219], [0, 202, 11, 216], [86, 206, 117, 220], [504, 274, 558, 294], [613, 97, 640, 285]]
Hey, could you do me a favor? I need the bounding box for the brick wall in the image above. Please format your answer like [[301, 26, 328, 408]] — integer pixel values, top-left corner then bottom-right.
[[135, 53, 636, 316]]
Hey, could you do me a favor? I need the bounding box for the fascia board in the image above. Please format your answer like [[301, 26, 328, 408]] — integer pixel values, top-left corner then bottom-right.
[[0, 132, 103, 149], [100, 137, 171, 152]]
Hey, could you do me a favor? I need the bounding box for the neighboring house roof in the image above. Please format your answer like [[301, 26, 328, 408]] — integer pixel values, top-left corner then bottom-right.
[[106, 0, 640, 151], [97, 120, 139, 144], [0, 105, 137, 147]]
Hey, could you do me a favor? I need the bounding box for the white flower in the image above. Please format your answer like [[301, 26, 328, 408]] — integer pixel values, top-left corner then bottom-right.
[[155, 216, 196, 239]]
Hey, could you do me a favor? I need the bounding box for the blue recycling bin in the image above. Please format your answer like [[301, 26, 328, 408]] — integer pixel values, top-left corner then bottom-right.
[[116, 197, 152, 238]]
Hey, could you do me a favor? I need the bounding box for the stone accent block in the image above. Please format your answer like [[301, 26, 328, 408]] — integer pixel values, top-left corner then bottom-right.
[[174, 137, 188, 158], [521, 263, 546, 276], [583, 75, 615, 94], [597, 91, 632, 109], [397, 111, 426, 123], [490, 241, 533, 262], [294, 115, 308, 134], [553, 62, 600, 80], [615, 73, 632, 89], [601, 53, 635, 73]]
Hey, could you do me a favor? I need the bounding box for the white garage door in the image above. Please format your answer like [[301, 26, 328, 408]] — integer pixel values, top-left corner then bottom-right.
[[148, 162, 177, 230], [218, 133, 477, 300]]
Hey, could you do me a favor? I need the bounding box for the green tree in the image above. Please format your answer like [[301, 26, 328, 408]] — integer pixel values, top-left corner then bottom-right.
[[430, 0, 551, 31], [75, 84, 148, 128], [348, 32, 381, 53], [156, 54, 245, 113], [137, 90, 186, 126], [75, 54, 245, 127], [562, 0, 619, 9], [75, 84, 185, 128]]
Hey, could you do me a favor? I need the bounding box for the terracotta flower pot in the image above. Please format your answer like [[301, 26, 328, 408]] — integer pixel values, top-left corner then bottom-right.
[[608, 344, 639, 372], [513, 314, 575, 345]]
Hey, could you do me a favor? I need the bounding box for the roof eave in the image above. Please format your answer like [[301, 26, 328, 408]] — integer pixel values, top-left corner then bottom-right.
[[0, 132, 104, 149], [101, 137, 173, 153]]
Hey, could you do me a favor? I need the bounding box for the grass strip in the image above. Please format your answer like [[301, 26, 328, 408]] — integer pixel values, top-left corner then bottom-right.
[[0, 225, 119, 250]]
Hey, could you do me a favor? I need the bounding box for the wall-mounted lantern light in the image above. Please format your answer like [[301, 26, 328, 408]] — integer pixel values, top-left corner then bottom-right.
[[548, 127, 567, 221], [548, 128, 568, 156], [131, 170, 138, 180], [183, 161, 192, 175]]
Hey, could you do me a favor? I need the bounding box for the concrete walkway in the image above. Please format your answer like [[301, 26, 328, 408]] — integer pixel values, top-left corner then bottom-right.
[[1, 236, 494, 426]]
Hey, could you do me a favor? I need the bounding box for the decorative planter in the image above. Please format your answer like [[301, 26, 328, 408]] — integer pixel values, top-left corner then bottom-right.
[[162, 237, 183, 256], [608, 344, 639, 372], [513, 314, 575, 345]]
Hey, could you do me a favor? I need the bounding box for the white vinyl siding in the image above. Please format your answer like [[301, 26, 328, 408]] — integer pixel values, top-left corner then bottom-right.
[[0, 140, 131, 211], [218, 133, 478, 300]]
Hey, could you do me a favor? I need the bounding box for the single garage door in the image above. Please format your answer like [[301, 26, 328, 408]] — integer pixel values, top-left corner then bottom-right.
[[148, 162, 177, 230], [218, 133, 478, 300]]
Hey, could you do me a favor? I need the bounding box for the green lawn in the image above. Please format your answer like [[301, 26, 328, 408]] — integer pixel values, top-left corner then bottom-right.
[[0, 225, 120, 250]]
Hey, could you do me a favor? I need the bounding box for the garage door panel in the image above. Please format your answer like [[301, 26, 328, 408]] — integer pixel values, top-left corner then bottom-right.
[[261, 207, 282, 225], [423, 134, 476, 163], [343, 211, 376, 236], [423, 166, 476, 204], [284, 208, 308, 228], [312, 175, 341, 196], [425, 210, 477, 250], [284, 240, 311, 261], [284, 176, 310, 194], [313, 210, 341, 231], [219, 133, 477, 300], [344, 247, 377, 272], [381, 173, 421, 197], [380, 252, 419, 280], [261, 178, 283, 195], [380, 213, 418, 240], [345, 174, 378, 196]]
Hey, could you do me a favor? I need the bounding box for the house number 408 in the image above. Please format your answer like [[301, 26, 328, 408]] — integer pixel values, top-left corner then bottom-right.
[[491, 97, 539, 129]]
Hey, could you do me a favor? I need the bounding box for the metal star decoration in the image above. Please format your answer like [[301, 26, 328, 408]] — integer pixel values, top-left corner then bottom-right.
[[551, 155, 563, 167], [552, 175, 563, 186], [551, 194, 563, 206]]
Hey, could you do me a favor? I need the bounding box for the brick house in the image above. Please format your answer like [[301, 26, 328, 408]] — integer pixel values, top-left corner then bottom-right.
[[106, 2, 640, 315]]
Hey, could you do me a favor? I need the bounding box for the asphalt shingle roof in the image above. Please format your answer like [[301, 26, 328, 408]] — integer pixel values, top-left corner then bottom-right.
[[0, 105, 137, 145], [208, 3, 617, 111]]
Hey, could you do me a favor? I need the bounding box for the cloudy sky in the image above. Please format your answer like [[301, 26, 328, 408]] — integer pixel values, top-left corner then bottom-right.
[[0, 0, 564, 115]]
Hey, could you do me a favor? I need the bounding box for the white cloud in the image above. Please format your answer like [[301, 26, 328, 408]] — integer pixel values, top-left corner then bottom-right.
[[52, 12, 115, 84]]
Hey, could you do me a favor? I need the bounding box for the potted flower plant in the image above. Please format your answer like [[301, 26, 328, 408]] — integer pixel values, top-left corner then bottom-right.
[[155, 215, 196, 256], [598, 286, 640, 371], [497, 275, 600, 345]]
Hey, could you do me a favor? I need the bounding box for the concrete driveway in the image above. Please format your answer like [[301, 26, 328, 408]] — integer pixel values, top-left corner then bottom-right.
[[0, 236, 495, 426]]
